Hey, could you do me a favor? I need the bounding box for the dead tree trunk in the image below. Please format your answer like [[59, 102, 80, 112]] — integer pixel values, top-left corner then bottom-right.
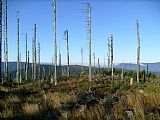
[[121, 61, 124, 81], [3, 2, 5, 82], [0, 0, 2, 82], [25, 33, 28, 81], [111, 34, 114, 87], [104, 56, 105, 70], [32, 37, 34, 80], [33, 24, 37, 81], [20, 53, 22, 83], [16, 11, 20, 84], [136, 20, 140, 83], [53, 0, 57, 85], [64, 29, 70, 77], [107, 37, 110, 72], [88, 1, 92, 81], [5, 0, 8, 81], [27, 51, 30, 80], [38, 41, 40, 79], [98, 58, 100, 73]]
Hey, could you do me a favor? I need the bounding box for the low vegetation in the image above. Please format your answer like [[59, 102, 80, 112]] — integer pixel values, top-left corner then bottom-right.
[[0, 71, 160, 120]]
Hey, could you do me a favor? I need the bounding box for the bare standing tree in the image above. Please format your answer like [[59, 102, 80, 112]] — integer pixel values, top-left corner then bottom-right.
[[16, 11, 20, 83], [64, 29, 70, 77], [20, 53, 22, 83], [0, 0, 2, 82], [33, 24, 37, 81], [110, 34, 114, 87], [53, 0, 57, 85], [27, 51, 30, 80], [25, 33, 28, 81], [3, 3, 5, 83], [98, 58, 100, 73], [121, 61, 124, 81], [5, 0, 8, 81], [136, 20, 140, 83], [38, 41, 40, 79], [88, 0, 92, 81], [107, 37, 111, 72]]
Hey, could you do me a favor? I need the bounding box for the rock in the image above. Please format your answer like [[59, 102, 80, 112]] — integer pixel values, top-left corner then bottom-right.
[[139, 90, 144, 94], [124, 110, 134, 119]]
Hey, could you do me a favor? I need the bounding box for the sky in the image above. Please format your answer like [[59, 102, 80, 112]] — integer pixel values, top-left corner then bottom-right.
[[2, 0, 160, 66]]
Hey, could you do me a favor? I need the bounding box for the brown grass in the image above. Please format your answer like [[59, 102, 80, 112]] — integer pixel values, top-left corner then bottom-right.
[[22, 103, 40, 115]]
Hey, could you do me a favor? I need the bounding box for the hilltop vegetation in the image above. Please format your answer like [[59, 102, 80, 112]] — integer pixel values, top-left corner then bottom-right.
[[0, 70, 160, 120]]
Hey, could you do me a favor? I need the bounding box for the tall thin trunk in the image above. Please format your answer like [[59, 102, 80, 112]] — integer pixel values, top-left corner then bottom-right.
[[88, 0, 91, 81], [27, 51, 30, 80], [111, 34, 114, 87], [32, 37, 34, 80], [16, 11, 20, 83], [25, 33, 28, 81], [104, 56, 105, 70], [136, 20, 140, 83], [121, 61, 124, 81], [107, 37, 110, 72], [20, 53, 22, 83], [3, 3, 5, 82], [53, 0, 57, 85], [65, 29, 70, 77], [98, 58, 100, 73], [34, 24, 36, 80], [5, 0, 8, 81], [38, 41, 40, 79], [0, 0, 2, 82]]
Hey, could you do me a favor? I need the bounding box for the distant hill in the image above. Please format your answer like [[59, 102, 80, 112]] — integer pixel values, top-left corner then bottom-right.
[[115, 62, 160, 72], [1, 62, 160, 80]]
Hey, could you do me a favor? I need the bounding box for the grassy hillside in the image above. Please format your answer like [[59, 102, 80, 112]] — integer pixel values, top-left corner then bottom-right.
[[0, 73, 160, 119]]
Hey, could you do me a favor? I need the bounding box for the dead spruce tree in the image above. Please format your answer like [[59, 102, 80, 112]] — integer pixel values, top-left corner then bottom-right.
[[104, 56, 106, 70], [5, 0, 8, 81], [27, 51, 30, 80], [20, 53, 22, 83], [0, 0, 2, 82], [38, 41, 40, 79], [3, 3, 5, 83], [64, 29, 70, 77], [32, 37, 34, 80], [88, 0, 92, 81], [98, 58, 100, 73], [121, 61, 124, 81], [25, 33, 28, 81], [136, 20, 140, 83], [110, 34, 114, 87], [53, 0, 57, 85], [16, 11, 20, 83], [107, 37, 111, 72], [33, 24, 37, 81]]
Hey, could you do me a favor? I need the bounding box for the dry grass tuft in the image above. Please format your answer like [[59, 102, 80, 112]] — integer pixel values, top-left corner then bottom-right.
[[0, 108, 13, 118], [22, 103, 40, 115], [43, 92, 61, 109]]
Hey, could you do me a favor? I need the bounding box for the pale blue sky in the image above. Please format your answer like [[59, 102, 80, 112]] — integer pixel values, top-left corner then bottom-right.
[[2, 0, 160, 65]]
